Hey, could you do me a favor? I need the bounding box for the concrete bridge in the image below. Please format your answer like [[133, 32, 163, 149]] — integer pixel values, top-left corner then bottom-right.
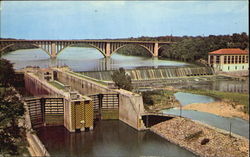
[[0, 39, 173, 58]]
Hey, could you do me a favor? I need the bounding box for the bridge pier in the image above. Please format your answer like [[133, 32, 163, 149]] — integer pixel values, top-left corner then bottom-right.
[[51, 43, 57, 58], [105, 42, 111, 57], [153, 42, 159, 57], [1, 40, 173, 58]]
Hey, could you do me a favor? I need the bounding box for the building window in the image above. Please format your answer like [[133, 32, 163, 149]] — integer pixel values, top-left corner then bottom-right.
[[239, 56, 242, 63], [224, 56, 227, 64], [216, 56, 220, 64], [232, 56, 234, 64], [210, 55, 214, 64], [235, 56, 238, 64], [228, 66, 230, 70], [242, 56, 245, 63], [227, 56, 231, 64], [235, 66, 237, 70], [246, 56, 248, 63], [242, 66, 244, 69]]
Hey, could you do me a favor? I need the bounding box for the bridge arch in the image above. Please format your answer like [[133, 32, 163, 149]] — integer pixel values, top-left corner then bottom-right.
[[56, 43, 106, 58], [0, 43, 51, 57], [111, 44, 154, 57]]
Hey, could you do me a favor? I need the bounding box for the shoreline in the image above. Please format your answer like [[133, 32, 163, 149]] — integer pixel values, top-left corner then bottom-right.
[[182, 101, 249, 121], [151, 117, 249, 157]]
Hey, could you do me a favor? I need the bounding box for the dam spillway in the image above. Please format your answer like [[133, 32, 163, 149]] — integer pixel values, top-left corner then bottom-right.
[[79, 67, 214, 81]]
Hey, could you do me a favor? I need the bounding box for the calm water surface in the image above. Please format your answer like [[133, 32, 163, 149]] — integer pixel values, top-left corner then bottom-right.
[[174, 92, 216, 106], [162, 109, 249, 138], [163, 92, 248, 138], [37, 120, 196, 157], [2, 47, 191, 71]]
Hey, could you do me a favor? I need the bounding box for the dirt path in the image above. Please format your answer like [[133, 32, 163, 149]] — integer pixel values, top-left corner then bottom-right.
[[182, 101, 249, 121]]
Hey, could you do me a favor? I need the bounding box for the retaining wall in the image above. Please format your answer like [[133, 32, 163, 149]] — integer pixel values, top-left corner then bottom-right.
[[55, 68, 146, 130]]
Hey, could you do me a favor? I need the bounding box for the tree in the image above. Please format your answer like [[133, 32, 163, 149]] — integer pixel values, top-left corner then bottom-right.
[[0, 88, 27, 155], [0, 59, 27, 155], [111, 68, 133, 91], [0, 59, 15, 87]]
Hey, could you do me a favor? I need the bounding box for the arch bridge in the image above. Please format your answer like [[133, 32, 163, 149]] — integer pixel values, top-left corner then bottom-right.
[[0, 39, 173, 58]]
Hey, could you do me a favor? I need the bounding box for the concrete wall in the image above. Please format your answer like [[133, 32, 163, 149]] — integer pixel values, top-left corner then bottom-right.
[[56, 70, 110, 95], [55, 68, 146, 130], [118, 89, 145, 130], [24, 72, 74, 132], [24, 102, 50, 156]]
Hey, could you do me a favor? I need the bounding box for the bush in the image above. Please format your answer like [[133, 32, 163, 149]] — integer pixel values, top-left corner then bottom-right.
[[111, 68, 133, 91]]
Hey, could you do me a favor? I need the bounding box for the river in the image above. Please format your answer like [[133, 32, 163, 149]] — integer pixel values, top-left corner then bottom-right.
[[2, 47, 249, 155], [2, 47, 192, 71], [37, 120, 196, 157], [163, 92, 249, 138]]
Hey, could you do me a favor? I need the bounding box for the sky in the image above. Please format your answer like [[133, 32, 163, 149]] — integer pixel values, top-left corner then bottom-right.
[[0, 1, 248, 39]]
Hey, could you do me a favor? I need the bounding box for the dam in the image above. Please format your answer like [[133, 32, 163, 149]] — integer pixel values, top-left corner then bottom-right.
[[23, 67, 147, 132]]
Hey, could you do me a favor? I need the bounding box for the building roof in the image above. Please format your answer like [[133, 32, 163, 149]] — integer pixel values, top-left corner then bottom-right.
[[209, 48, 248, 55]]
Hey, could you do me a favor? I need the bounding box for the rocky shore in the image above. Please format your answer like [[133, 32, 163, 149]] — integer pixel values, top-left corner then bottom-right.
[[151, 117, 249, 157]]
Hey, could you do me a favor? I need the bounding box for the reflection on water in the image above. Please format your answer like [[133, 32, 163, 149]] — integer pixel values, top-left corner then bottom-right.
[[2, 47, 191, 71], [162, 109, 249, 138], [175, 78, 249, 93], [37, 120, 196, 157], [174, 92, 216, 106]]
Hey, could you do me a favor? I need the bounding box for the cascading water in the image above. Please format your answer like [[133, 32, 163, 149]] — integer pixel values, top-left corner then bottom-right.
[[80, 67, 214, 81]]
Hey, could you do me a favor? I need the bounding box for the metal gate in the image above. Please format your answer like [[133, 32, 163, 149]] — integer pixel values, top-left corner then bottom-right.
[[25, 97, 64, 128], [89, 93, 119, 120], [25, 97, 44, 128], [43, 98, 64, 126]]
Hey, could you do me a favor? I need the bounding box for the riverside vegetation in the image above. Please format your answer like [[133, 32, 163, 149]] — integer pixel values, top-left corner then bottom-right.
[[2, 32, 248, 63], [141, 87, 249, 120], [116, 32, 248, 62], [0, 59, 29, 156]]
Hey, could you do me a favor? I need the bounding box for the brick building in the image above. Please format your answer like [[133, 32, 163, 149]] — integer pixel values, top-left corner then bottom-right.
[[208, 48, 249, 72]]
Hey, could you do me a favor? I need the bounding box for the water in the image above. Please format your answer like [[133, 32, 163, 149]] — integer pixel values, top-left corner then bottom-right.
[[162, 92, 248, 138], [176, 78, 249, 93], [162, 109, 249, 138], [3, 47, 249, 154], [174, 92, 216, 106], [37, 120, 196, 157], [81, 66, 213, 81], [2, 47, 191, 71]]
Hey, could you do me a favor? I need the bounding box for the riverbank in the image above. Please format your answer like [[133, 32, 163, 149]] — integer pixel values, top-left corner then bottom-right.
[[151, 117, 249, 157], [183, 101, 249, 121], [141, 90, 180, 112], [181, 88, 249, 113], [151, 87, 249, 120]]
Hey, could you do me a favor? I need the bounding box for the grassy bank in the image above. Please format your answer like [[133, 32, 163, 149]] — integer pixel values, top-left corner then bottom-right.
[[181, 88, 249, 114], [141, 90, 180, 111]]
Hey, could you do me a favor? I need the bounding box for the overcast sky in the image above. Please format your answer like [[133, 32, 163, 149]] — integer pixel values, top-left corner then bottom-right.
[[0, 1, 248, 39]]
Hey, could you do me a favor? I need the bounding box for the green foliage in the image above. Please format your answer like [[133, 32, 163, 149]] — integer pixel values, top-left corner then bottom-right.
[[1, 43, 37, 55], [183, 88, 249, 114], [141, 90, 175, 106], [160, 32, 249, 62], [116, 44, 152, 57], [0, 88, 27, 155], [141, 90, 163, 105], [111, 68, 133, 91], [0, 59, 15, 87]]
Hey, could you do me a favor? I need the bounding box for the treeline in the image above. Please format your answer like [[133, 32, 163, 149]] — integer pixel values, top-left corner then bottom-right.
[[116, 44, 152, 57], [116, 32, 249, 62], [1, 33, 248, 62], [1, 44, 37, 56], [160, 32, 248, 62]]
